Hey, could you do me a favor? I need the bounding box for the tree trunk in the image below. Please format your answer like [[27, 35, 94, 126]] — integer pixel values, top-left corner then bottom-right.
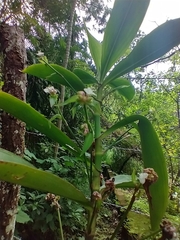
[[54, 0, 77, 158], [0, 24, 27, 240]]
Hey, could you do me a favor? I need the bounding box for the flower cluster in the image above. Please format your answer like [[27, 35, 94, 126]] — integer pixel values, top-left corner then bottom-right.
[[139, 168, 158, 185], [160, 220, 179, 240], [44, 86, 58, 95], [92, 191, 102, 200], [45, 193, 61, 210], [77, 88, 95, 105], [36, 51, 44, 57], [81, 123, 89, 136]]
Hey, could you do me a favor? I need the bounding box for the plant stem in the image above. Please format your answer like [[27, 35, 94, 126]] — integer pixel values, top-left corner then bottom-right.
[[57, 208, 64, 240], [86, 202, 100, 240], [85, 85, 103, 238], [110, 187, 139, 240]]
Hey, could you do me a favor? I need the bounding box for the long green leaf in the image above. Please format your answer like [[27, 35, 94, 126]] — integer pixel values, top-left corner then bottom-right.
[[23, 63, 85, 91], [0, 91, 80, 154], [73, 69, 97, 84], [0, 148, 35, 167], [138, 118, 168, 230], [0, 150, 91, 209], [105, 18, 180, 84], [109, 78, 135, 101], [86, 29, 102, 74], [101, 0, 150, 80], [99, 115, 168, 230]]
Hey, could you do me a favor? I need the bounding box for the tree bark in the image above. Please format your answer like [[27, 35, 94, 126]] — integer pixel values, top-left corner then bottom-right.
[[0, 24, 27, 240], [54, 0, 77, 158]]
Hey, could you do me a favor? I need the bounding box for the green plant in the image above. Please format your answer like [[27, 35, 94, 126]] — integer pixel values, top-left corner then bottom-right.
[[16, 149, 88, 238], [1, 0, 180, 239]]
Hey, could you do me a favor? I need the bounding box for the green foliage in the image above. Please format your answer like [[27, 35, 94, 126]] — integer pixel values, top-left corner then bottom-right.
[[15, 148, 89, 239], [0, 148, 91, 208], [101, 0, 150, 80], [23, 63, 85, 92], [104, 18, 180, 84], [0, 92, 80, 154], [1, 0, 180, 238]]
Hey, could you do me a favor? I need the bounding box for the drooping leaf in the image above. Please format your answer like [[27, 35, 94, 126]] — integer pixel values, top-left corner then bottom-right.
[[73, 68, 97, 84], [101, 0, 150, 80], [86, 29, 102, 74], [99, 115, 168, 230], [0, 150, 92, 209], [105, 18, 180, 84], [0, 91, 80, 155], [138, 117, 168, 230], [109, 78, 135, 101], [23, 63, 85, 91]]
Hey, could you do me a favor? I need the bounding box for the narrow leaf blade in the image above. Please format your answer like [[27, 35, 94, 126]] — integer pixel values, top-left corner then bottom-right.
[[23, 64, 85, 91], [101, 0, 150, 80]]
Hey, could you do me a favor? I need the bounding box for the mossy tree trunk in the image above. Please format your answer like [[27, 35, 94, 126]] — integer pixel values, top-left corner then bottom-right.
[[0, 24, 27, 240]]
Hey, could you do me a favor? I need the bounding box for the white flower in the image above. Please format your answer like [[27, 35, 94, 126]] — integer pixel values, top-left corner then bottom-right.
[[44, 86, 57, 95], [139, 172, 148, 184], [36, 51, 44, 57], [84, 88, 96, 96]]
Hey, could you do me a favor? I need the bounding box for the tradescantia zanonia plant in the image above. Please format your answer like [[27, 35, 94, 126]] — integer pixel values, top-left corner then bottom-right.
[[1, 0, 180, 239]]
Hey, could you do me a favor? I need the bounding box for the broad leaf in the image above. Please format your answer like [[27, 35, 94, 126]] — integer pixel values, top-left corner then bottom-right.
[[105, 18, 180, 84], [23, 63, 85, 91], [100, 175, 136, 191], [99, 115, 168, 230], [109, 78, 135, 101], [16, 210, 32, 224], [0, 151, 91, 208], [114, 174, 137, 188], [73, 69, 97, 84], [0, 91, 80, 155], [101, 0, 150, 80], [86, 29, 102, 74]]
